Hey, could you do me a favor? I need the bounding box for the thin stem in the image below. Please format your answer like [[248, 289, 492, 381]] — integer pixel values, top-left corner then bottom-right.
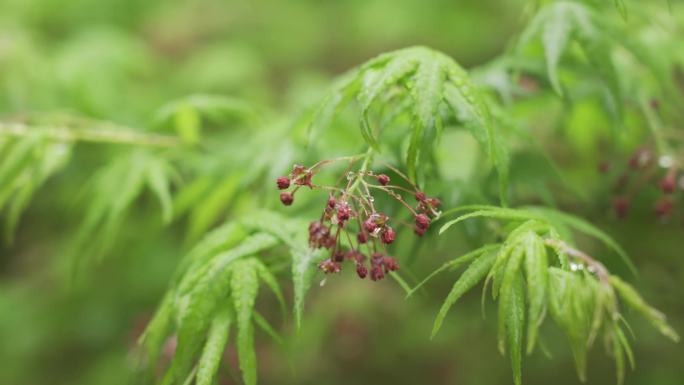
[[347, 148, 374, 194], [381, 161, 418, 189], [309, 154, 364, 171], [366, 184, 418, 216]]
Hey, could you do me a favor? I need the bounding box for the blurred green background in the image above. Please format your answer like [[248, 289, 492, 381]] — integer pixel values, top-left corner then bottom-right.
[[0, 0, 682, 384]]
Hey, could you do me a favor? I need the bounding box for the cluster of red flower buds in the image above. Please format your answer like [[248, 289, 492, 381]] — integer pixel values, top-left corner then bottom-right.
[[600, 147, 682, 221], [276, 156, 440, 281]]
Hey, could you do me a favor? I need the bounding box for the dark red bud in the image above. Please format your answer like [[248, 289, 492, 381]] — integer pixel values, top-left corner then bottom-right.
[[370, 265, 385, 281], [377, 174, 390, 186], [280, 192, 294, 206], [337, 204, 351, 222], [363, 218, 377, 233], [357, 231, 368, 244], [382, 257, 399, 272], [427, 198, 441, 209], [381, 227, 396, 244], [276, 176, 290, 190], [415, 191, 426, 202], [415, 214, 430, 230], [327, 196, 336, 209], [318, 259, 341, 274], [414, 226, 426, 237], [356, 264, 368, 279], [333, 251, 345, 262]]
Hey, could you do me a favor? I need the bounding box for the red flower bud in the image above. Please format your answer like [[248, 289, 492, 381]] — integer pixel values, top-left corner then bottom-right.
[[337, 203, 352, 222], [371, 252, 384, 266], [415, 191, 426, 202], [327, 196, 336, 209], [356, 264, 368, 279], [333, 251, 345, 262], [414, 226, 426, 237], [318, 259, 341, 274], [381, 227, 396, 244], [427, 198, 441, 209], [280, 192, 294, 206], [370, 265, 385, 281], [357, 231, 368, 244], [377, 174, 390, 186], [414, 214, 430, 230], [363, 218, 377, 233], [382, 257, 399, 272], [276, 176, 290, 190]]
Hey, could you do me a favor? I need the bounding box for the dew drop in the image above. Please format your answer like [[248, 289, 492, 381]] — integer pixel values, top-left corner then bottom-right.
[[570, 262, 584, 272]]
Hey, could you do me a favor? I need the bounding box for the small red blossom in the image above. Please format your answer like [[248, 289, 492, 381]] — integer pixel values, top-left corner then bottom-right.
[[382, 257, 399, 272], [277, 159, 438, 282], [337, 202, 352, 222], [333, 251, 345, 263], [415, 214, 430, 230], [356, 264, 368, 279], [319, 259, 342, 274], [370, 265, 385, 281], [276, 176, 290, 190], [381, 227, 396, 244], [363, 218, 378, 233], [280, 192, 294, 206]]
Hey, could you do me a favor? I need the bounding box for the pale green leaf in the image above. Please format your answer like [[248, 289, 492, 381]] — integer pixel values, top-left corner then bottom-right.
[[431, 251, 497, 338], [254, 259, 286, 317], [541, 4, 573, 94], [231, 259, 260, 385], [145, 158, 174, 224], [439, 208, 538, 235], [609, 275, 679, 342], [357, 55, 417, 113], [523, 232, 548, 354], [253, 311, 283, 345], [407, 244, 500, 298], [292, 246, 326, 331], [196, 307, 232, 385]]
